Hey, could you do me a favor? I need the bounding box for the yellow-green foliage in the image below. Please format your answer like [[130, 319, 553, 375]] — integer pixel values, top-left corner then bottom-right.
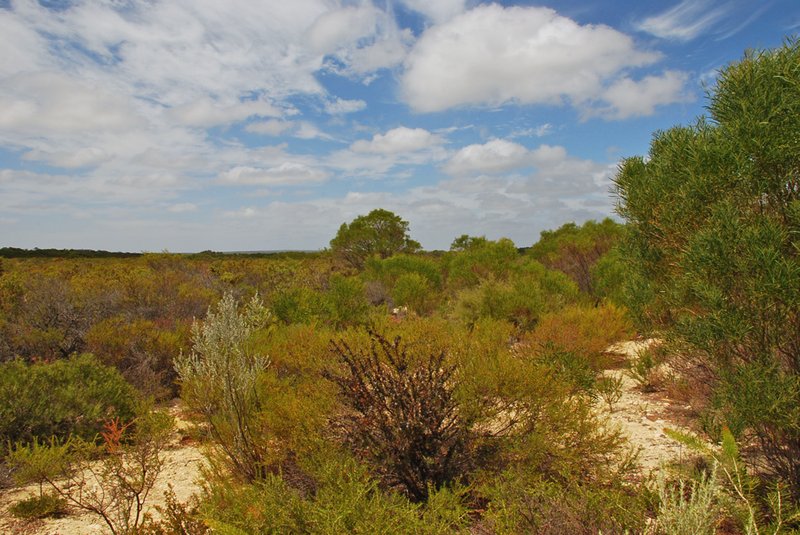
[[521, 303, 633, 369], [451, 263, 579, 331], [0, 354, 139, 445], [444, 237, 519, 288], [202, 451, 470, 534]]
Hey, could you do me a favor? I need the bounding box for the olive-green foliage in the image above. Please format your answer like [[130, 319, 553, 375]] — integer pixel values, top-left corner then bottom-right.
[[138, 486, 210, 535], [329, 209, 421, 269], [614, 39, 800, 492], [9, 493, 68, 520], [528, 218, 624, 297], [628, 347, 664, 393], [364, 254, 443, 314], [595, 374, 624, 412], [481, 474, 649, 535], [271, 286, 325, 325], [323, 275, 370, 328], [392, 272, 436, 314], [364, 254, 442, 289], [590, 245, 630, 306], [452, 261, 579, 330], [201, 451, 470, 534], [444, 237, 519, 289], [0, 353, 138, 445]]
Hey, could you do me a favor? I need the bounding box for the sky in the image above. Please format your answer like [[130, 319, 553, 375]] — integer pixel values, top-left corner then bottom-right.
[[0, 0, 797, 252]]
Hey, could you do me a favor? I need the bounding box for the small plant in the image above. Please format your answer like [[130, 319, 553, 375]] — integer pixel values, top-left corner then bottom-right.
[[327, 330, 470, 502], [627, 347, 662, 392], [654, 464, 721, 535], [138, 485, 210, 535], [10, 493, 68, 520], [595, 374, 624, 412], [8, 411, 174, 535]]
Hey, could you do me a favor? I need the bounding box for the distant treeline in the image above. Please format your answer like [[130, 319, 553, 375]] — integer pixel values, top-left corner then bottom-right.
[[0, 247, 325, 260], [0, 247, 142, 258]]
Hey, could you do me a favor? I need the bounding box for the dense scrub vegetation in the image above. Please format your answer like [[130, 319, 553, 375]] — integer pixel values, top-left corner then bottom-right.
[[616, 38, 800, 497], [3, 39, 800, 534]]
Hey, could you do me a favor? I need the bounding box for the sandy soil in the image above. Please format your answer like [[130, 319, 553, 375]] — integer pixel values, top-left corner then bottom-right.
[[0, 407, 207, 535], [602, 339, 698, 474]]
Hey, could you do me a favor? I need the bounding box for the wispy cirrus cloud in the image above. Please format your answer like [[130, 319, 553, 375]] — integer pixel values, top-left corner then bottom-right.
[[636, 0, 731, 41]]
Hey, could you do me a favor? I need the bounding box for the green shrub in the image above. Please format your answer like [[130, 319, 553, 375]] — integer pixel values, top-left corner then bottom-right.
[[365, 254, 442, 289], [627, 346, 664, 393], [0, 353, 138, 445], [445, 238, 519, 289], [595, 374, 624, 412], [522, 304, 633, 370], [392, 272, 436, 315], [614, 39, 800, 492], [528, 218, 624, 297], [481, 472, 649, 534], [202, 452, 470, 534], [271, 286, 324, 325], [654, 465, 721, 535], [323, 274, 370, 328], [10, 493, 68, 520]]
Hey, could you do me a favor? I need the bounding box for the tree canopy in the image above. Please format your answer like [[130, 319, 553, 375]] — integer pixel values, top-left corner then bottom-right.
[[329, 209, 421, 269], [614, 39, 800, 492]]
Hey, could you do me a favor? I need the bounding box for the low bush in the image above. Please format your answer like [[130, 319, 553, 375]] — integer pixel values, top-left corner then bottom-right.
[[327, 331, 471, 502], [10, 493, 68, 520], [595, 374, 625, 412], [0, 353, 138, 445], [392, 272, 437, 315], [201, 452, 470, 534], [522, 303, 633, 370], [628, 346, 665, 393], [271, 286, 325, 325], [323, 274, 370, 328]]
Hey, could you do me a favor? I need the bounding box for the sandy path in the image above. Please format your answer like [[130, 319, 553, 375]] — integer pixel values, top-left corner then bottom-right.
[[0, 408, 207, 535], [602, 340, 696, 474]]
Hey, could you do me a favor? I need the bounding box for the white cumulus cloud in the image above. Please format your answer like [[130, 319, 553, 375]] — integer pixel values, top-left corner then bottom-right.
[[401, 4, 660, 113], [398, 0, 467, 24], [325, 98, 367, 114], [219, 163, 329, 186], [168, 98, 282, 128], [592, 70, 694, 119], [350, 127, 443, 154], [443, 139, 531, 176]]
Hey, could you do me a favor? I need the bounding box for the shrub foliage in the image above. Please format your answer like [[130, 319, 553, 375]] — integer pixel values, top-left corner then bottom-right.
[[327, 331, 470, 502]]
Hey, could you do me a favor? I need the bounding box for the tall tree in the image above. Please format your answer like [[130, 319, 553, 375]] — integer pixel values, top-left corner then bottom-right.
[[614, 39, 800, 492], [329, 209, 421, 269]]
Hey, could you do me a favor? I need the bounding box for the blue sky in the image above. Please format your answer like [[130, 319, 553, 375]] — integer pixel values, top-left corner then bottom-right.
[[0, 0, 797, 252]]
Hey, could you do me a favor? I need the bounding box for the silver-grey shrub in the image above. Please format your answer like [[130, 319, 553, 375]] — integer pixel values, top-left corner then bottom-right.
[[175, 293, 271, 481]]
